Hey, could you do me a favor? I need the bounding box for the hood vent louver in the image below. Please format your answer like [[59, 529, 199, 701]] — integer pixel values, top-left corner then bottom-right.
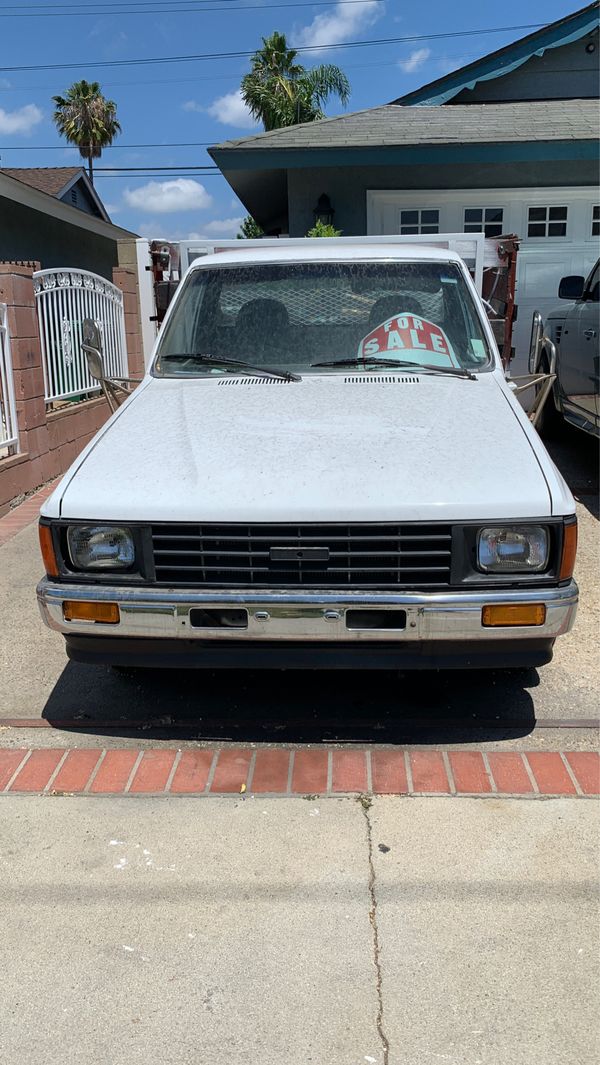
[[218, 377, 290, 386], [344, 375, 420, 385]]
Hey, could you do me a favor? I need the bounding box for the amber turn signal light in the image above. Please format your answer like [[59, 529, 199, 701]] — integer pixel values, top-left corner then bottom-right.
[[63, 601, 120, 624], [482, 604, 546, 627], [559, 520, 578, 581], [39, 523, 59, 578]]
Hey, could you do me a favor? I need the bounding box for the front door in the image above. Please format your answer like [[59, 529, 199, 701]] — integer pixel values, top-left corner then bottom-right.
[[558, 261, 600, 429]]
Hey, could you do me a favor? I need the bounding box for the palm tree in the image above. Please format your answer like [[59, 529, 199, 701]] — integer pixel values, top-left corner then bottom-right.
[[241, 31, 350, 131], [52, 80, 121, 185]]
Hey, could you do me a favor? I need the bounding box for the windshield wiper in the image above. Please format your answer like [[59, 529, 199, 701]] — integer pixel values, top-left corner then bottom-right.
[[159, 353, 301, 382], [311, 356, 476, 380]]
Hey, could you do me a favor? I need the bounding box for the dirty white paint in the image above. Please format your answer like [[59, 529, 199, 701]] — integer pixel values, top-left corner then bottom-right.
[[52, 371, 574, 524]]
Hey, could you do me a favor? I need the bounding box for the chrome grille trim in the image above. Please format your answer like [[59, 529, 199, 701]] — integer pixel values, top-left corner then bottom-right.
[[151, 523, 453, 589]]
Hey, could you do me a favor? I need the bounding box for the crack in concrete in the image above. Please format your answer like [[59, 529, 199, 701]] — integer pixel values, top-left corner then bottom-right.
[[361, 798, 390, 1065]]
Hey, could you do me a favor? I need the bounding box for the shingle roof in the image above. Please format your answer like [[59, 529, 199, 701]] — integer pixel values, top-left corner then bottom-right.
[[212, 99, 599, 153], [2, 167, 83, 197]]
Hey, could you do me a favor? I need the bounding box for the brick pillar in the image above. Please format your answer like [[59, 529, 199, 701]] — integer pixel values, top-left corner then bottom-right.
[[0, 265, 59, 508], [113, 266, 145, 379]]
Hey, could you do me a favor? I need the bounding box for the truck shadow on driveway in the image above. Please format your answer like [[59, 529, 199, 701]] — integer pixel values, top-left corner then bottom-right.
[[41, 663, 537, 744], [543, 424, 599, 519]]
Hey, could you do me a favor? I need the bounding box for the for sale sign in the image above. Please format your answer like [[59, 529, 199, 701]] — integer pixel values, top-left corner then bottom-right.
[[358, 313, 460, 368]]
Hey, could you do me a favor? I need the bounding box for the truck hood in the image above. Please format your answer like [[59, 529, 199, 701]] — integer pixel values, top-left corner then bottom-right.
[[56, 373, 552, 522]]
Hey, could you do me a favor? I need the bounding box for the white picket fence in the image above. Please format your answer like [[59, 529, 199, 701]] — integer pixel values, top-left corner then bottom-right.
[[34, 268, 128, 404], [0, 303, 19, 456]]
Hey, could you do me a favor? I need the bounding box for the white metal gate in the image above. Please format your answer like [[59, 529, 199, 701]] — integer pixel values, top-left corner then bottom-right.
[[34, 268, 128, 403], [0, 303, 19, 455]]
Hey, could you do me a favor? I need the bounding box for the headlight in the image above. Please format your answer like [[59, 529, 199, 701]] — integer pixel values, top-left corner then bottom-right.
[[477, 526, 549, 573], [67, 525, 135, 570]]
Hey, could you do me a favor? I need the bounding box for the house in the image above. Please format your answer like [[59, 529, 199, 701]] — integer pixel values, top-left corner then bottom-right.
[[210, 3, 600, 364], [0, 167, 137, 280]]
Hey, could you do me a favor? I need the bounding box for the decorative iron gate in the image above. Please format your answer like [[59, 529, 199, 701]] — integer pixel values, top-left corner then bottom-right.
[[0, 303, 19, 455], [34, 268, 128, 403]]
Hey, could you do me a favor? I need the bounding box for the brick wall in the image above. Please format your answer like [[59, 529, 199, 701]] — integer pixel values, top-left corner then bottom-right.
[[113, 266, 145, 379], [0, 263, 143, 517]]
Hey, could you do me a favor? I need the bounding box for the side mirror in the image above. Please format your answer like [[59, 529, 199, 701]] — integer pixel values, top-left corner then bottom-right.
[[529, 310, 544, 373], [82, 318, 105, 382], [558, 275, 584, 300]]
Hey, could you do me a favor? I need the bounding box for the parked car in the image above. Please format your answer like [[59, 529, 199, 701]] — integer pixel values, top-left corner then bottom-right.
[[37, 240, 578, 671], [535, 259, 599, 438]]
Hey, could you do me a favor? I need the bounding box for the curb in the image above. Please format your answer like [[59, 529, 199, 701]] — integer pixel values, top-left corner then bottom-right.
[[0, 748, 598, 798]]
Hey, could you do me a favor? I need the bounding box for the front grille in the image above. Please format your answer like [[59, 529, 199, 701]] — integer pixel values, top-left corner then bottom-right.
[[151, 523, 453, 589]]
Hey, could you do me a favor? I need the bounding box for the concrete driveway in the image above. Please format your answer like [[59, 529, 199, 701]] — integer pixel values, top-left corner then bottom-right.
[[1, 795, 598, 1065]]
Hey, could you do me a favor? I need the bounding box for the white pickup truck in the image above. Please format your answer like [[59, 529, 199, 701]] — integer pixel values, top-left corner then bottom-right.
[[37, 238, 578, 671]]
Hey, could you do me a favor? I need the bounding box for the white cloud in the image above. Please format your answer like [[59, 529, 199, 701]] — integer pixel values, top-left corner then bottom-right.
[[123, 178, 212, 214], [0, 103, 43, 136], [0, 78, 11, 90], [104, 203, 120, 215], [398, 47, 431, 73], [182, 100, 203, 113], [207, 90, 257, 129], [188, 217, 243, 238], [295, 0, 381, 50]]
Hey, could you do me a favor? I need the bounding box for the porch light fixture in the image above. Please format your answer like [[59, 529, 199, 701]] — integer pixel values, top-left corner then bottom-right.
[[313, 194, 334, 227]]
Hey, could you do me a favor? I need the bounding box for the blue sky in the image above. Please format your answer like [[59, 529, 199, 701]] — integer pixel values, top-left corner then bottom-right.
[[0, 0, 578, 238]]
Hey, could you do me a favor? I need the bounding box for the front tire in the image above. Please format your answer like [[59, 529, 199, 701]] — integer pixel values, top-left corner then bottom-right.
[[535, 350, 562, 437]]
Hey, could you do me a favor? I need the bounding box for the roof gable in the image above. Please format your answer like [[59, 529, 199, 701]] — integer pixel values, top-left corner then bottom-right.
[[2, 167, 81, 198], [1, 166, 110, 221], [0, 169, 136, 239], [394, 2, 600, 106]]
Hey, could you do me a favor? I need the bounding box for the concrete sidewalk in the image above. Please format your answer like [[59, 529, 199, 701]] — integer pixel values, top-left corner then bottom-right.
[[0, 795, 597, 1065]]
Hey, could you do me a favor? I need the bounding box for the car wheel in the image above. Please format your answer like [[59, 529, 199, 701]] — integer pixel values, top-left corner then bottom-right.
[[535, 350, 562, 437]]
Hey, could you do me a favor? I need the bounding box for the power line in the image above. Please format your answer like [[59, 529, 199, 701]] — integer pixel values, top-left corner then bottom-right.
[[0, 0, 241, 7], [0, 141, 216, 149], [94, 164, 219, 170], [0, 23, 545, 72], [0, 0, 386, 18], [96, 171, 224, 176], [0, 50, 488, 93]]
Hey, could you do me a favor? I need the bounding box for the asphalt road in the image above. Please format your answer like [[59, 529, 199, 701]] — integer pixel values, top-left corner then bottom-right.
[[0, 424, 597, 751]]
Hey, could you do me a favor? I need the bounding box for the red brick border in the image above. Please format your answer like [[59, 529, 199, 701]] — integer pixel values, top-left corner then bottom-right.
[[0, 748, 597, 797], [0, 479, 59, 547]]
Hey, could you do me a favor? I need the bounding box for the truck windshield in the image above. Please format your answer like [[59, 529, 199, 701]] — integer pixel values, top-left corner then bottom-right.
[[154, 261, 493, 377]]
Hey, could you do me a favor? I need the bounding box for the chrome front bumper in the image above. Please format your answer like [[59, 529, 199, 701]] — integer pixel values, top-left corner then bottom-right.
[[37, 579, 578, 644]]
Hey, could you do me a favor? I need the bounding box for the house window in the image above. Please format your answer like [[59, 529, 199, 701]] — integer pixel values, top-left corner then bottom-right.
[[399, 209, 439, 235], [527, 206, 568, 238], [464, 207, 504, 238], [592, 205, 600, 237]]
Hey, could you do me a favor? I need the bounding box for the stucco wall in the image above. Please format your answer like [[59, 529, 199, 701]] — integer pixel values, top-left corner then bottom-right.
[[0, 197, 118, 279], [286, 159, 600, 237], [452, 39, 599, 104]]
